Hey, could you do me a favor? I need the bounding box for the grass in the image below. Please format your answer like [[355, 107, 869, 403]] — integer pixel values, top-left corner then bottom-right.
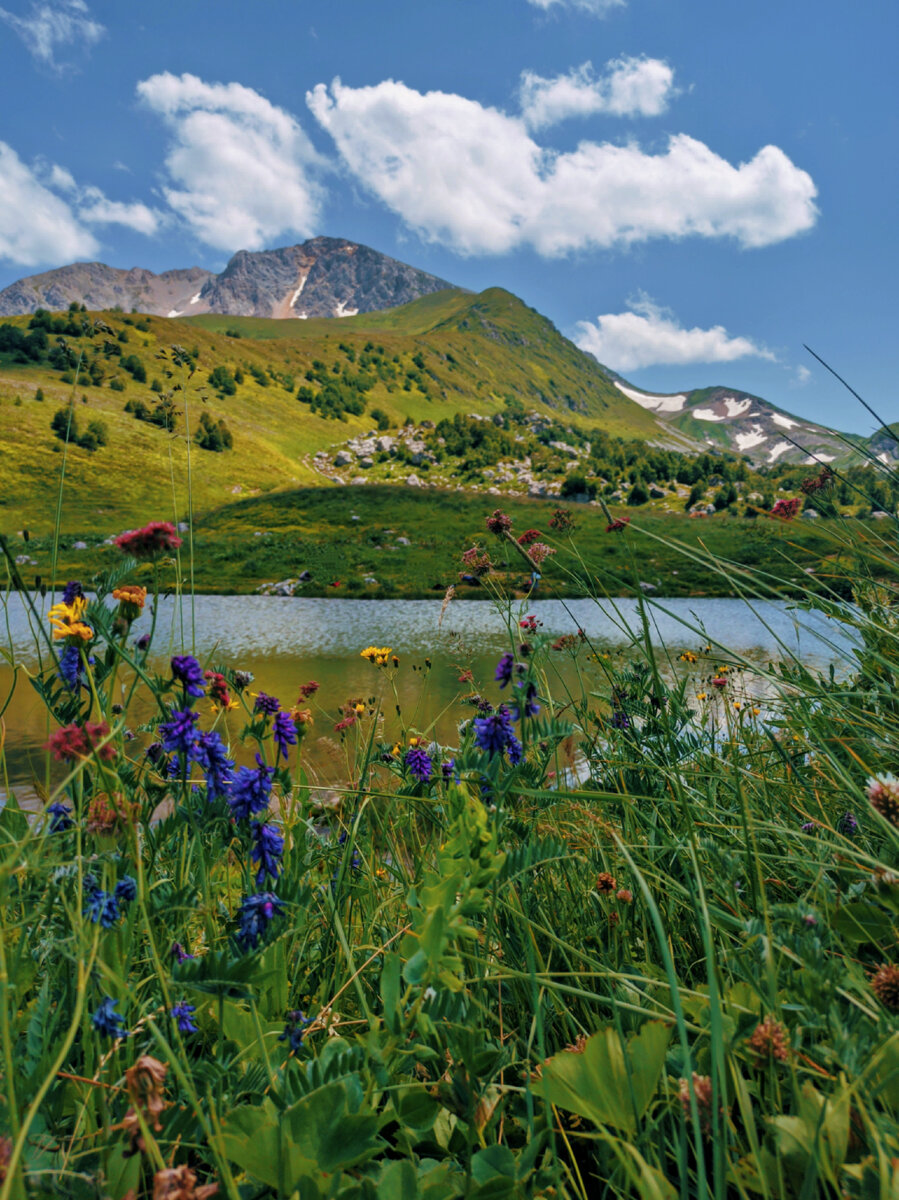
[[3, 496, 899, 1198]]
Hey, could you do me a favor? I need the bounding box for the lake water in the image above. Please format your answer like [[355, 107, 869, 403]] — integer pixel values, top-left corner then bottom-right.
[[0, 592, 856, 793]]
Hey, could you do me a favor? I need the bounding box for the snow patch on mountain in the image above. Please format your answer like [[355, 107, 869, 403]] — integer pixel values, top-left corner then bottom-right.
[[693, 408, 725, 421], [772, 413, 799, 429], [614, 381, 686, 412]]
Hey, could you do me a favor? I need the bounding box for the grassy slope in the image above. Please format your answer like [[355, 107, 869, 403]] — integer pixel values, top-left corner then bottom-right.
[[0, 289, 670, 534], [34, 484, 859, 600]]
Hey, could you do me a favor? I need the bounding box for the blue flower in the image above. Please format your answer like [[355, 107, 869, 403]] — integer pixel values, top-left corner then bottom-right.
[[92, 996, 128, 1039], [404, 746, 432, 783], [272, 711, 297, 761], [512, 681, 540, 720], [441, 758, 457, 782], [171, 654, 206, 700], [279, 1009, 311, 1053], [494, 652, 516, 688], [46, 801, 73, 833], [229, 754, 275, 820], [171, 941, 196, 963], [115, 876, 137, 903], [83, 884, 121, 929], [171, 1002, 198, 1034], [58, 645, 84, 691], [337, 830, 361, 871], [236, 892, 285, 950], [159, 709, 200, 757], [473, 705, 522, 763], [611, 709, 630, 730], [254, 692, 281, 715], [250, 821, 285, 885], [193, 729, 234, 800], [62, 580, 84, 605]]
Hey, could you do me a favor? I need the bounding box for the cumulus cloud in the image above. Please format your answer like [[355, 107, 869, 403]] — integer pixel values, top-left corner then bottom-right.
[[519, 57, 676, 129], [0, 0, 103, 69], [526, 0, 626, 16], [0, 142, 160, 267], [137, 72, 326, 252], [307, 77, 818, 257], [574, 295, 776, 371]]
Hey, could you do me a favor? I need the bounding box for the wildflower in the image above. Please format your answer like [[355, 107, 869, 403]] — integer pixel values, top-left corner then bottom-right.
[[123, 1055, 169, 1152], [298, 680, 320, 699], [92, 996, 128, 1039], [473, 705, 523, 763], [271, 710, 297, 761], [616, 888, 633, 903], [159, 709, 200, 758], [611, 709, 630, 730], [236, 892, 285, 949], [279, 1009, 311, 1053], [87, 791, 137, 834], [441, 758, 457, 781], [337, 830, 362, 872], [58, 644, 84, 691], [800, 821, 818, 834], [800, 466, 834, 494], [870, 964, 899, 1011], [292, 707, 313, 730], [114, 521, 182, 559], [193, 730, 234, 800], [46, 801, 73, 832], [711, 676, 727, 689], [405, 746, 433, 783], [360, 645, 393, 666], [46, 721, 115, 762], [48, 595, 93, 642], [696, 692, 707, 701], [595, 872, 617, 893], [62, 580, 84, 604], [519, 614, 540, 633], [517, 529, 542, 546], [460, 546, 492, 577], [512, 681, 540, 720], [232, 669, 254, 691], [770, 497, 801, 520], [136, 633, 151, 652], [171, 942, 195, 964], [115, 876, 137, 903], [250, 821, 285, 885], [867, 775, 899, 827], [678, 1073, 714, 1133], [838, 811, 859, 836], [84, 886, 121, 928], [152, 1164, 218, 1200], [549, 508, 575, 533], [229, 755, 275, 820], [112, 584, 147, 620], [204, 671, 234, 709], [457, 668, 474, 684], [527, 542, 555, 567], [171, 1002, 198, 1034], [334, 714, 356, 732], [605, 517, 630, 532], [253, 691, 281, 715], [171, 655, 206, 700], [485, 509, 512, 535], [494, 652, 517, 688], [748, 1017, 789, 1063]]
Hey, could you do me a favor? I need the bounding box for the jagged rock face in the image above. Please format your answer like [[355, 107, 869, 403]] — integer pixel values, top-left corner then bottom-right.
[[0, 237, 456, 319], [0, 262, 214, 317]]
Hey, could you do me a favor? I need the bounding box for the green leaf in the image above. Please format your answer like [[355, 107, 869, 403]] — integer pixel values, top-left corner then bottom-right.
[[285, 1079, 380, 1173], [538, 1021, 672, 1135]]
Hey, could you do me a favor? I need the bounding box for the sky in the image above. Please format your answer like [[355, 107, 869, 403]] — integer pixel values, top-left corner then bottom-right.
[[0, 0, 896, 433]]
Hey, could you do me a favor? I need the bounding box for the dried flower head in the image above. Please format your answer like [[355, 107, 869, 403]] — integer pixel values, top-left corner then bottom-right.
[[86, 791, 138, 834], [870, 963, 899, 1011], [867, 775, 899, 828], [485, 509, 512, 535], [678, 1073, 715, 1133], [748, 1017, 789, 1063], [549, 508, 575, 533], [123, 1055, 170, 1154], [153, 1164, 218, 1200], [595, 872, 617, 894]]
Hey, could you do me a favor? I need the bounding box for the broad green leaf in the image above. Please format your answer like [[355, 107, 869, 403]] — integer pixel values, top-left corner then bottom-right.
[[285, 1079, 380, 1173]]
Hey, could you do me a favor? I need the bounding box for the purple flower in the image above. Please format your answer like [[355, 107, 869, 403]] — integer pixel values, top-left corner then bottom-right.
[[135, 633, 151, 652], [337, 830, 361, 871], [171, 1002, 198, 1034], [58, 644, 83, 691], [512, 681, 540, 720], [171, 654, 206, 700], [254, 692, 281, 715], [279, 1009, 311, 1053], [473, 705, 522, 763], [800, 821, 818, 834], [92, 996, 128, 1039], [171, 941, 195, 963], [441, 758, 457, 782], [46, 801, 73, 832], [611, 709, 630, 730], [236, 891, 285, 950], [272, 711, 297, 761], [159, 708, 200, 757], [494, 652, 516, 688], [405, 746, 432, 783], [62, 580, 84, 605], [193, 729, 234, 800], [84, 888, 120, 929], [114, 876, 137, 903], [838, 811, 859, 836], [229, 754, 275, 820], [250, 821, 285, 885]]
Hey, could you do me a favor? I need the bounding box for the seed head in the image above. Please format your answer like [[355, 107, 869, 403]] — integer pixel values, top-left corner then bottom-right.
[[870, 963, 899, 1011], [747, 1017, 789, 1063]]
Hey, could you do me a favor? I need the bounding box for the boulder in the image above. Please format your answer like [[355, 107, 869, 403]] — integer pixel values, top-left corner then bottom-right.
[[72, 540, 88, 550], [359, 456, 374, 468], [334, 450, 353, 467], [406, 473, 422, 487]]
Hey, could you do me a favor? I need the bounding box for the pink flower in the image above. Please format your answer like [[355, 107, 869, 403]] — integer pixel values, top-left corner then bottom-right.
[[46, 720, 116, 762], [114, 522, 182, 559], [770, 498, 801, 520]]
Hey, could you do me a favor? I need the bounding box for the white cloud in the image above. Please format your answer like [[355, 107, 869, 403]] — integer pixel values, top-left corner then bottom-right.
[[137, 72, 325, 252], [0, 142, 159, 267], [526, 0, 626, 16], [519, 57, 676, 129], [307, 77, 818, 257], [792, 364, 812, 387], [0, 0, 103, 68], [574, 295, 777, 371]]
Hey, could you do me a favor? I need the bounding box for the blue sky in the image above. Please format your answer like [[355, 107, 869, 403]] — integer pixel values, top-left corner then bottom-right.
[[0, 0, 895, 432]]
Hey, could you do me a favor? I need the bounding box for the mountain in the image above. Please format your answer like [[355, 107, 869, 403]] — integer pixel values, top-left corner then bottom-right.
[[605, 377, 860, 466], [0, 237, 457, 320]]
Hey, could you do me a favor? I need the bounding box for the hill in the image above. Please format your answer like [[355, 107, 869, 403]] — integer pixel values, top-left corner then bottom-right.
[[0, 237, 456, 320]]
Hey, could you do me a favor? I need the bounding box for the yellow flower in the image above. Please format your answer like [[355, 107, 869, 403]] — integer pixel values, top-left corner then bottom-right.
[[696, 692, 707, 701], [354, 702, 366, 715], [112, 584, 147, 619], [48, 597, 93, 641], [361, 645, 393, 666], [733, 701, 741, 710], [752, 707, 760, 716], [292, 707, 314, 726]]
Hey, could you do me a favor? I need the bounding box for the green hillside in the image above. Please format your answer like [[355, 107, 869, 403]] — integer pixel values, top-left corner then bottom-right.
[[0, 289, 671, 533]]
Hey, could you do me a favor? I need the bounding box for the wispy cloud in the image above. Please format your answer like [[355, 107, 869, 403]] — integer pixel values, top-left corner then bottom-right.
[[137, 72, 326, 251], [526, 0, 626, 17], [575, 295, 776, 371], [0, 0, 104, 70], [519, 57, 677, 129], [307, 77, 818, 257]]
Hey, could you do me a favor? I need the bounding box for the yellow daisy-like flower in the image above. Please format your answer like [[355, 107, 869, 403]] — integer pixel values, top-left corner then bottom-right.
[[360, 645, 393, 667], [354, 702, 366, 715], [696, 692, 708, 701], [112, 584, 147, 619], [48, 597, 93, 642]]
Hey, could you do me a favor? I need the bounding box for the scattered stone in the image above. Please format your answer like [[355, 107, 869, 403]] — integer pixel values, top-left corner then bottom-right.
[[15, 554, 36, 565], [334, 450, 354, 467], [871, 510, 890, 519], [802, 508, 819, 519], [350, 476, 368, 485], [297, 570, 312, 582], [177, 522, 189, 533], [72, 540, 88, 550], [396, 536, 411, 546], [639, 581, 657, 592], [359, 456, 374, 468], [406, 474, 422, 487], [549, 440, 580, 458]]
